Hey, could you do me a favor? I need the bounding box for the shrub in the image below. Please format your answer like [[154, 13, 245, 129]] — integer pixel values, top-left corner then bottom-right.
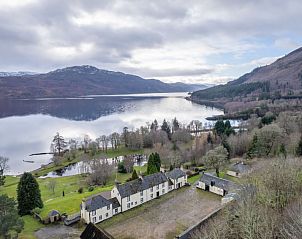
[[88, 186, 94, 192], [78, 187, 83, 194]]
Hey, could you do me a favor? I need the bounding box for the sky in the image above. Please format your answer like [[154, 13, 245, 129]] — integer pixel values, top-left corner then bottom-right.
[[0, 0, 301, 84]]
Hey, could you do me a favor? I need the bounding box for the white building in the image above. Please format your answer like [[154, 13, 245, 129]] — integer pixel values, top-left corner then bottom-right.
[[165, 168, 187, 190], [81, 195, 120, 224], [226, 162, 251, 178], [81, 168, 187, 224], [196, 173, 236, 196]]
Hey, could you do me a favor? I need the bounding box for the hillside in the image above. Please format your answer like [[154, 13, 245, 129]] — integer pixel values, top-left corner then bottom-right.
[[0, 65, 209, 99], [191, 47, 302, 103]]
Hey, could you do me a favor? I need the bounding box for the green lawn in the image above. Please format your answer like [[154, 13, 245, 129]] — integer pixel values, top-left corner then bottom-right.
[[188, 174, 201, 184], [0, 162, 147, 238]]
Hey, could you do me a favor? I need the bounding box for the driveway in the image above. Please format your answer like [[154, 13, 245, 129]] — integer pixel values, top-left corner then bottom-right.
[[99, 186, 221, 239]]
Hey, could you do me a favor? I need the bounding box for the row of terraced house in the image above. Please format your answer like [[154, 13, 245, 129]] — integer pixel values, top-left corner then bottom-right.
[[80, 168, 187, 224]]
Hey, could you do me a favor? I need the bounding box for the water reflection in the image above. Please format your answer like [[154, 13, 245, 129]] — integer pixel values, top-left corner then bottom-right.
[[39, 155, 147, 178], [0, 93, 223, 174]]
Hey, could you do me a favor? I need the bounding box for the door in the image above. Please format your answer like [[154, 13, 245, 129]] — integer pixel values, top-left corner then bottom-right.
[[156, 191, 159, 197], [205, 185, 209, 191]]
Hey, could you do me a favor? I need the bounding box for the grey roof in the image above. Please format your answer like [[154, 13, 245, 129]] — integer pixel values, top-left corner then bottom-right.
[[199, 173, 236, 191], [116, 172, 168, 198], [84, 195, 112, 212], [109, 197, 120, 209], [229, 162, 251, 174], [48, 210, 60, 217], [166, 168, 186, 179]]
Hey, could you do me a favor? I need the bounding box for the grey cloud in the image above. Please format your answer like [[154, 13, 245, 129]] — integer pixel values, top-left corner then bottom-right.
[[0, 0, 301, 81]]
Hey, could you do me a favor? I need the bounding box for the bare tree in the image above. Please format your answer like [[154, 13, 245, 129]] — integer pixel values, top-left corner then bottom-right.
[[83, 134, 91, 153], [0, 156, 9, 185], [203, 146, 228, 177], [87, 158, 114, 186], [123, 155, 134, 173], [48, 180, 56, 194]]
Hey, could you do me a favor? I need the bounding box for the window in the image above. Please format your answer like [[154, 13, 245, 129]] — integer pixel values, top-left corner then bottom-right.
[[156, 185, 159, 190], [131, 202, 133, 205], [127, 196, 130, 202], [151, 194, 153, 199], [141, 198, 143, 203], [169, 186, 172, 190], [127, 203, 130, 208], [211, 181, 215, 186], [115, 208, 118, 213], [135, 201, 137, 205], [107, 205, 110, 210], [93, 217, 96, 223], [99, 215, 102, 220], [140, 191, 143, 196], [92, 211, 96, 216], [106, 213, 108, 218], [162, 189, 165, 194], [162, 183, 165, 187], [150, 188, 153, 192]]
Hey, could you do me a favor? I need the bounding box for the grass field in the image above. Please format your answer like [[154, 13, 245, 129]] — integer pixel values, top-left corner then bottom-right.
[[0, 158, 147, 238]]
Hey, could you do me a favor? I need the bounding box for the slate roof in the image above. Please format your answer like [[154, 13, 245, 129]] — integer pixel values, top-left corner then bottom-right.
[[109, 197, 120, 209], [199, 173, 236, 191], [81, 223, 114, 239], [48, 210, 60, 217], [116, 172, 168, 198], [84, 195, 112, 212], [166, 168, 186, 179], [229, 162, 251, 174]]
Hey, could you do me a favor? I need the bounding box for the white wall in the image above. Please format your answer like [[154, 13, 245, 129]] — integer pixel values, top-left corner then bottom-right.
[[226, 170, 239, 178], [196, 181, 224, 196], [120, 181, 169, 212], [81, 201, 113, 224]]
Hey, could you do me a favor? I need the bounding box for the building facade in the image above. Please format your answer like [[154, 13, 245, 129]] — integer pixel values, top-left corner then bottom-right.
[[81, 168, 187, 224]]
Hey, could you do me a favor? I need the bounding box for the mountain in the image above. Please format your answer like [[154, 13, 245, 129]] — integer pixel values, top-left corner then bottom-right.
[[191, 47, 302, 103], [169, 82, 214, 92], [0, 65, 210, 99], [0, 71, 37, 77]]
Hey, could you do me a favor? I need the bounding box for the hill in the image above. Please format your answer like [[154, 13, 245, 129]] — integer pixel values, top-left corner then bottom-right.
[[0, 65, 209, 99], [191, 47, 302, 104]]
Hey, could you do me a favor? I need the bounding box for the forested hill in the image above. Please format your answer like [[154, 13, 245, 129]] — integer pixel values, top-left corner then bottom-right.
[[191, 47, 302, 102], [0, 65, 209, 99]]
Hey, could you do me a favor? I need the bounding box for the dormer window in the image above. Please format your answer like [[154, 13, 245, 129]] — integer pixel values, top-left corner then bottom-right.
[[210, 181, 215, 186]]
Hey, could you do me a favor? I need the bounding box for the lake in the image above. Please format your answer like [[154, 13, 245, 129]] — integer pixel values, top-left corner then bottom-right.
[[0, 92, 223, 175]]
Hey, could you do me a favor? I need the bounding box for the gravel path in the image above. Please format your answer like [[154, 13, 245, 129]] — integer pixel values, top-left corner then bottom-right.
[[35, 225, 81, 239], [101, 186, 221, 239]]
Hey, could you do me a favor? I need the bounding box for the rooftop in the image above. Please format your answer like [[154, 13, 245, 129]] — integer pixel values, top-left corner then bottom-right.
[[84, 195, 112, 212], [229, 162, 251, 174], [116, 172, 168, 198], [166, 168, 186, 179], [199, 173, 237, 191]]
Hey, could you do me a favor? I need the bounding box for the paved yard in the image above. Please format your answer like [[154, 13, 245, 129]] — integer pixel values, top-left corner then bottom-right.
[[35, 225, 81, 239], [99, 186, 221, 239]]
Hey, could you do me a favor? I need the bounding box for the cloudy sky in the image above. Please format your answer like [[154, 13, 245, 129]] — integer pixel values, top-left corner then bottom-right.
[[0, 0, 301, 84]]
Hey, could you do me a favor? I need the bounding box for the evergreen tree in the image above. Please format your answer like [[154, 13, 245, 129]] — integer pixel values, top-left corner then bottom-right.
[[247, 134, 258, 158], [214, 120, 225, 136], [169, 164, 173, 171], [161, 119, 171, 139], [0, 195, 24, 237], [172, 117, 180, 132], [17, 172, 43, 216], [153, 152, 161, 171], [279, 143, 287, 159], [222, 139, 231, 159], [131, 169, 138, 180], [296, 136, 302, 156], [147, 153, 160, 174]]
